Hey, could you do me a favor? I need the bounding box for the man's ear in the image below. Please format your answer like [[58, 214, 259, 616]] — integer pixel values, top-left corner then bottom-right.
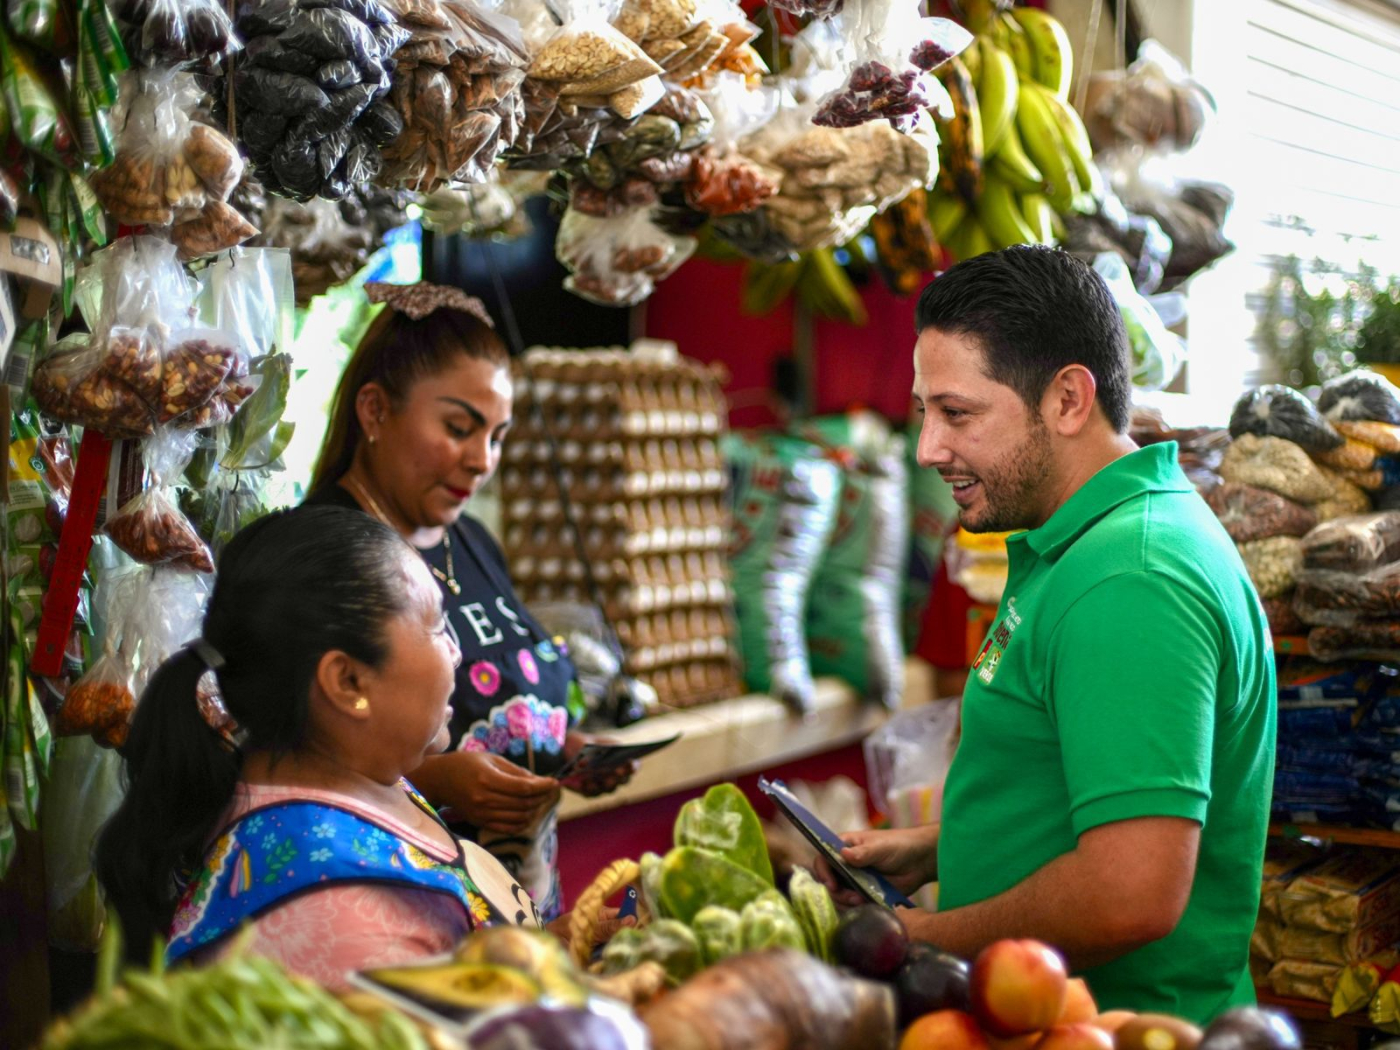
[[1041, 364, 1099, 437], [314, 650, 372, 722]]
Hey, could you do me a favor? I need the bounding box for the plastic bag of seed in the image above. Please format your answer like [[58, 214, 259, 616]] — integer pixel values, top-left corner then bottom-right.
[[1301, 512, 1400, 574], [687, 72, 781, 216], [812, 0, 966, 133], [103, 429, 215, 573], [1205, 482, 1317, 544]]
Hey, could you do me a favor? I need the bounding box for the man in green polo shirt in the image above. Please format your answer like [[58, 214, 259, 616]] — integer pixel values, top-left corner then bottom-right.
[[820, 246, 1274, 1023]]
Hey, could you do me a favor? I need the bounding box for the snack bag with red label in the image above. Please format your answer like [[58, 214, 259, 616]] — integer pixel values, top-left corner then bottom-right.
[[1369, 961, 1400, 1033], [1333, 951, 1400, 1017]]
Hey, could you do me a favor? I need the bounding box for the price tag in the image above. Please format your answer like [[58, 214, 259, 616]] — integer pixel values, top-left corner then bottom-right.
[[30, 429, 112, 677]]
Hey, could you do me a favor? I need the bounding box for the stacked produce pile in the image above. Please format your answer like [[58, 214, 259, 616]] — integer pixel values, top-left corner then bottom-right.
[[499, 348, 742, 710], [1251, 842, 1400, 1008]]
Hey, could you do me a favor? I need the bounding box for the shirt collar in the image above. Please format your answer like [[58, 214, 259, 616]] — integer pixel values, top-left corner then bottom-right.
[[1011, 442, 1193, 564]]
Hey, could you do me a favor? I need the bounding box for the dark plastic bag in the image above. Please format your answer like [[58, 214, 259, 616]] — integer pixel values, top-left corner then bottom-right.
[[1229, 385, 1342, 453], [1320, 371, 1400, 426], [1301, 512, 1400, 573]]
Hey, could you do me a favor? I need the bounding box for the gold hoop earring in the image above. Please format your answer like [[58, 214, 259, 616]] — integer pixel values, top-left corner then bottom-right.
[[354, 697, 370, 712]]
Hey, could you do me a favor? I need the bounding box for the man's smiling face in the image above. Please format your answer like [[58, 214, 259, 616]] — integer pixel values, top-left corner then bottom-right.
[[912, 327, 1056, 533]]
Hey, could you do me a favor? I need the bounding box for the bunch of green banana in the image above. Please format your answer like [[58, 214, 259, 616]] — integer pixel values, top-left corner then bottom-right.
[[927, 1, 1099, 263], [741, 247, 868, 326]]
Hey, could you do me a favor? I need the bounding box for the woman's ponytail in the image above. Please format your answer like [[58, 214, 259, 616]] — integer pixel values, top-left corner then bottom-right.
[[95, 646, 239, 950]]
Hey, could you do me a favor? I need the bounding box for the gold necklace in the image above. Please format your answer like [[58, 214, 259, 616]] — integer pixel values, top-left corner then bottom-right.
[[345, 475, 461, 596]]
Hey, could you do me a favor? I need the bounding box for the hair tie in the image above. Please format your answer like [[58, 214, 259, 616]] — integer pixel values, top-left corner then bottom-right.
[[365, 281, 496, 328], [187, 640, 246, 751], [188, 639, 225, 672]]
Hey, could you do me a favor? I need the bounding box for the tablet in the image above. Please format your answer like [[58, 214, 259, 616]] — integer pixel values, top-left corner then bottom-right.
[[553, 733, 682, 780], [758, 776, 915, 909]]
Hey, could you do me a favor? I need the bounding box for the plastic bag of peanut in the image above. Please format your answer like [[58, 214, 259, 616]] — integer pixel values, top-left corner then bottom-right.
[[90, 71, 255, 258], [103, 429, 215, 573]]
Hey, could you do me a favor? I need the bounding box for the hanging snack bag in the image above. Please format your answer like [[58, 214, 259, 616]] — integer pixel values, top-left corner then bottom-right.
[[1230, 385, 1343, 454], [132, 567, 213, 696], [687, 72, 780, 216], [224, 0, 408, 201], [103, 429, 215, 573], [90, 73, 255, 259], [0, 25, 82, 169], [724, 433, 841, 714], [556, 204, 695, 307], [377, 0, 529, 189], [55, 567, 146, 748], [679, 0, 765, 90], [528, 0, 661, 103], [109, 0, 239, 69], [1321, 371, 1400, 426], [1205, 482, 1317, 545], [812, 1, 967, 133]]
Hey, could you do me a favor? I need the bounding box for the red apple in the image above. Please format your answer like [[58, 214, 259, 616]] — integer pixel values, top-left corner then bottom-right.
[[971, 939, 1069, 1037], [900, 1010, 992, 1050], [1036, 1024, 1115, 1050], [1057, 979, 1098, 1025]]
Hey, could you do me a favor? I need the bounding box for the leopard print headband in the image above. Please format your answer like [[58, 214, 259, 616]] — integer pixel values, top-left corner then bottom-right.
[[365, 281, 496, 329]]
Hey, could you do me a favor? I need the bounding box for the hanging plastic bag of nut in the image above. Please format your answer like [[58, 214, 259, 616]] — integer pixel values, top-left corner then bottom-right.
[[108, 0, 239, 70], [54, 566, 148, 748], [89, 72, 255, 260], [686, 72, 780, 216], [376, 0, 529, 189], [32, 236, 191, 439], [811, 0, 966, 133], [716, 23, 938, 260], [103, 429, 216, 573], [527, 0, 662, 112], [567, 91, 712, 217], [677, 0, 765, 90], [725, 433, 841, 715], [556, 204, 696, 307]]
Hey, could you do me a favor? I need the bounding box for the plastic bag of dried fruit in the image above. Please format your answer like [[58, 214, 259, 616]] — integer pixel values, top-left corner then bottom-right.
[[680, 0, 765, 89], [55, 566, 148, 749], [527, 0, 662, 104], [687, 72, 780, 216], [109, 0, 240, 70], [812, 0, 966, 133], [103, 429, 215, 573], [89, 72, 254, 258], [556, 204, 695, 306]]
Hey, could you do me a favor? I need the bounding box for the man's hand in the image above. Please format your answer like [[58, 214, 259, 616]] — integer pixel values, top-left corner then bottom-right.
[[812, 824, 941, 907], [559, 731, 640, 799], [412, 751, 561, 834]]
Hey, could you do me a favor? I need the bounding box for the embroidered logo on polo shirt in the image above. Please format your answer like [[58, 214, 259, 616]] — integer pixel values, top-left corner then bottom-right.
[[973, 599, 1022, 685]]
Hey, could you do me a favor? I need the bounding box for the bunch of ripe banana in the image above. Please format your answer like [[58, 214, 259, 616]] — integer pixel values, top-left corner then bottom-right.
[[929, 0, 1102, 262]]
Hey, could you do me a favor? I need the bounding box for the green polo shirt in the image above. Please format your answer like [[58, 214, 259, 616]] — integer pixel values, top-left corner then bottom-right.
[[937, 442, 1276, 1024]]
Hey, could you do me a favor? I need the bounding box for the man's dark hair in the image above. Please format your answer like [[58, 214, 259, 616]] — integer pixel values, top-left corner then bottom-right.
[[915, 245, 1132, 432]]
